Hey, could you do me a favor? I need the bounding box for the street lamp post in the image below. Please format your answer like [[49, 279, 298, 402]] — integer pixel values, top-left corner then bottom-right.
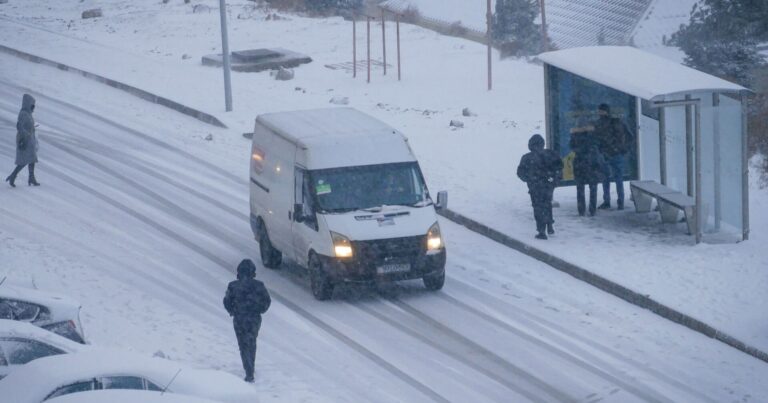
[[219, 0, 233, 111]]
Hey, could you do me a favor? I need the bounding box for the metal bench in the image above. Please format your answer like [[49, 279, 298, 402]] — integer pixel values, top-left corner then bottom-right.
[[630, 180, 696, 235]]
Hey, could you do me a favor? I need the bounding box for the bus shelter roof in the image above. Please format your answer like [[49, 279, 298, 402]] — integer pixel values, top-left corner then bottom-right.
[[538, 46, 749, 102]]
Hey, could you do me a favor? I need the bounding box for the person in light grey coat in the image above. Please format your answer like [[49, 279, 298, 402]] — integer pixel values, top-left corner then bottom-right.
[[5, 94, 40, 187]]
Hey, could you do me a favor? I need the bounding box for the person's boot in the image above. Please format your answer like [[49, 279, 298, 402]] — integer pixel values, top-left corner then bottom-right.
[[617, 199, 624, 210], [598, 201, 611, 210], [535, 231, 548, 240], [5, 166, 23, 188], [28, 164, 40, 186], [547, 223, 555, 235]]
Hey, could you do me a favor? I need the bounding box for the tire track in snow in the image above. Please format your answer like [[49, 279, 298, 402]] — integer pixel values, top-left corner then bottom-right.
[[0, 137, 451, 403], [441, 266, 718, 403]]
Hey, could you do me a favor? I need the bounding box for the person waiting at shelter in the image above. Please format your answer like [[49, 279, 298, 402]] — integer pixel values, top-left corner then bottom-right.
[[593, 103, 633, 210], [516, 134, 563, 240], [570, 127, 605, 217]]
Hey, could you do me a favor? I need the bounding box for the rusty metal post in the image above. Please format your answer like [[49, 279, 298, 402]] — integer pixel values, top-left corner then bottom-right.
[[367, 17, 371, 83], [487, 0, 492, 91], [396, 14, 401, 81], [382, 9, 387, 76], [540, 0, 548, 52], [353, 17, 357, 78]]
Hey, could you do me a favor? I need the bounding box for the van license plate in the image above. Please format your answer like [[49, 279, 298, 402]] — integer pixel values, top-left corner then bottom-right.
[[377, 263, 410, 274]]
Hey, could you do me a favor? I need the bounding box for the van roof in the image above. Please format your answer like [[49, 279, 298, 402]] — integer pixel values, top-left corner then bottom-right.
[[256, 108, 416, 169]]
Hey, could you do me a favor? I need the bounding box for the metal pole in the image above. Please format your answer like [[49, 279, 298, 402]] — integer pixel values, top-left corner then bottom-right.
[[396, 15, 401, 81], [218, 0, 232, 111], [741, 92, 750, 241], [353, 17, 357, 78], [367, 17, 371, 84], [540, 0, 548, 52], [659, 107, 667, 185], [694, 102, 702, 243], [382, 9, 387, 76], [713, 93, 721, 230], [487, 0, 492, 91], [685, 94, 693, 197]]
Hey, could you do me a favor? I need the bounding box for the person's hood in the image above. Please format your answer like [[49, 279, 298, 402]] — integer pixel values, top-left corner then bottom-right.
[[21, 94, 35, 113], [528, 134, 545, 152], [236, 259, 256, 280]]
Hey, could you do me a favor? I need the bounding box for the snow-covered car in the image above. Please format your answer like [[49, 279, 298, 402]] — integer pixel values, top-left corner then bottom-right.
[[0, 320, 88, 380], [0, 350, 259, 403], [0, 285, 86, 344], [45, 389, 221, 403]]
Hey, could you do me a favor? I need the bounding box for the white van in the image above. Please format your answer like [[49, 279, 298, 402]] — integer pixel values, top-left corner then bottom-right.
[[249, 108, 447, 300]]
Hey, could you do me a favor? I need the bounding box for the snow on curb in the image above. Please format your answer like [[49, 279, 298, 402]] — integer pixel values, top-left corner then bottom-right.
[[0, 44, 227, 129], [437, 207, 768, 365]]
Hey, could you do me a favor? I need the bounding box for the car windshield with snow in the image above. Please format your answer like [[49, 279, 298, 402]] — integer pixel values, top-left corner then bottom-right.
[[0, 320, 88, 380], [0, 285, 86, 344]]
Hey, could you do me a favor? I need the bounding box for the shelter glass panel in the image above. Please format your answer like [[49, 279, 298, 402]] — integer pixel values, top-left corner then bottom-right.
[[546, 66, 639, 185], [717, 94, 744, 237], [662, 105, 688, 194]]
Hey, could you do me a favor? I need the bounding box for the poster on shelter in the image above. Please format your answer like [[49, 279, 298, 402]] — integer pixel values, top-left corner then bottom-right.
[[545, 66, 639, 185]]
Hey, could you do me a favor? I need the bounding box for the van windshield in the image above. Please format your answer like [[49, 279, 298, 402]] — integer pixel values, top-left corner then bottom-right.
[[310, 162, 430, 213]]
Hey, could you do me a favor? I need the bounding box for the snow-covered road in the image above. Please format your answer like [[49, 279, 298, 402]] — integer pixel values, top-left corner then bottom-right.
[[0, 62, 766, 402]]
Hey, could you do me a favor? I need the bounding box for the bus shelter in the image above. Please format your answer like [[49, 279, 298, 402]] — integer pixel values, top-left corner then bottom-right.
[[539, 46, 750, 243]]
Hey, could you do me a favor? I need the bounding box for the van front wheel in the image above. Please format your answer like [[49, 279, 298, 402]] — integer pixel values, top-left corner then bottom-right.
[[258, 227, 282, 269], [309, 254, 334, 301], [423, 271, 445, 291]]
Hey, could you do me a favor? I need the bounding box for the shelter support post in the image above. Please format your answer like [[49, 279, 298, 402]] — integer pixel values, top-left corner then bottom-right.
[[713, 94, 721, 230], [659, 107, 667, 185], [741, 92, 750, 240], [685, 95, 694, 197], [694, 102, 702, 244]]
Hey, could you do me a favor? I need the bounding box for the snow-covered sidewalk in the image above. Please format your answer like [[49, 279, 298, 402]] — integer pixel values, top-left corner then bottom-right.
[[1, 0, 766, 355]]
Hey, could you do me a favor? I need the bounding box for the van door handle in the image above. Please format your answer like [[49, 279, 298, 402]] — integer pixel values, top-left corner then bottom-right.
[[288, 211, 292, 221]]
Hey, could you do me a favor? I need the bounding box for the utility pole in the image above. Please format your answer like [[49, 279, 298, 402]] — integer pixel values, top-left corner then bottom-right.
[[486, 0, 492, 91], [540, 0, 548, 52], [218, 0, 232, 111]]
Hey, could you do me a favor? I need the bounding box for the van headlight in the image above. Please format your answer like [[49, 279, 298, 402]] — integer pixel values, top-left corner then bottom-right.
[[331, 231, 353, 258], [427, 222, 443, 252]]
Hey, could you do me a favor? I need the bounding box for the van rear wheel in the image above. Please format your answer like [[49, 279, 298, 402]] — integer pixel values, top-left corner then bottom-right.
[[423, 271, 445, 291], [309, 254, 334, 301], [258, 227, 282, 269]]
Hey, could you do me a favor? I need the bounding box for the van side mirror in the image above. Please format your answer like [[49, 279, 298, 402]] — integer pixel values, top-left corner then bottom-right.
[[436, 191, 448, 210], [293, 203, 305, 223]]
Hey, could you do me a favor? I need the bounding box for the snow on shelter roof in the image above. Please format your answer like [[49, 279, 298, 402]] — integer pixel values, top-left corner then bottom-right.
[[538, 46, 748, 101], [256, 108, 415, 170]]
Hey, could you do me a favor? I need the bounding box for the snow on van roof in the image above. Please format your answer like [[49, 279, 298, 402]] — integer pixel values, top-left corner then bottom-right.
[[538, 46, 748, 101], [256, 108, 416, 169]]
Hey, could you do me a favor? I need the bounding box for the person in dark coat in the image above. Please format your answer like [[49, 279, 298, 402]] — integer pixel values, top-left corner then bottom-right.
[[570, 130, 605, 217], [223, 259, 271, 383], [593, 104, 632, 210], [5, 94, 40, 187], [517, 134, 563, 240]]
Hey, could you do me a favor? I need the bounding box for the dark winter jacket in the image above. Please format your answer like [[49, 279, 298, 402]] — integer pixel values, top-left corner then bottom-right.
[[517, 134, 563, 191], [223, 260, 271, 320], [594, 116, 632, 157], [16, 94, 38, 166], [570, 132, 605, 184]]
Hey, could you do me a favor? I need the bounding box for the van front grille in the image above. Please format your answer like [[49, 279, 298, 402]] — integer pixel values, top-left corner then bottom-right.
[[352, 236, 425, 265]]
